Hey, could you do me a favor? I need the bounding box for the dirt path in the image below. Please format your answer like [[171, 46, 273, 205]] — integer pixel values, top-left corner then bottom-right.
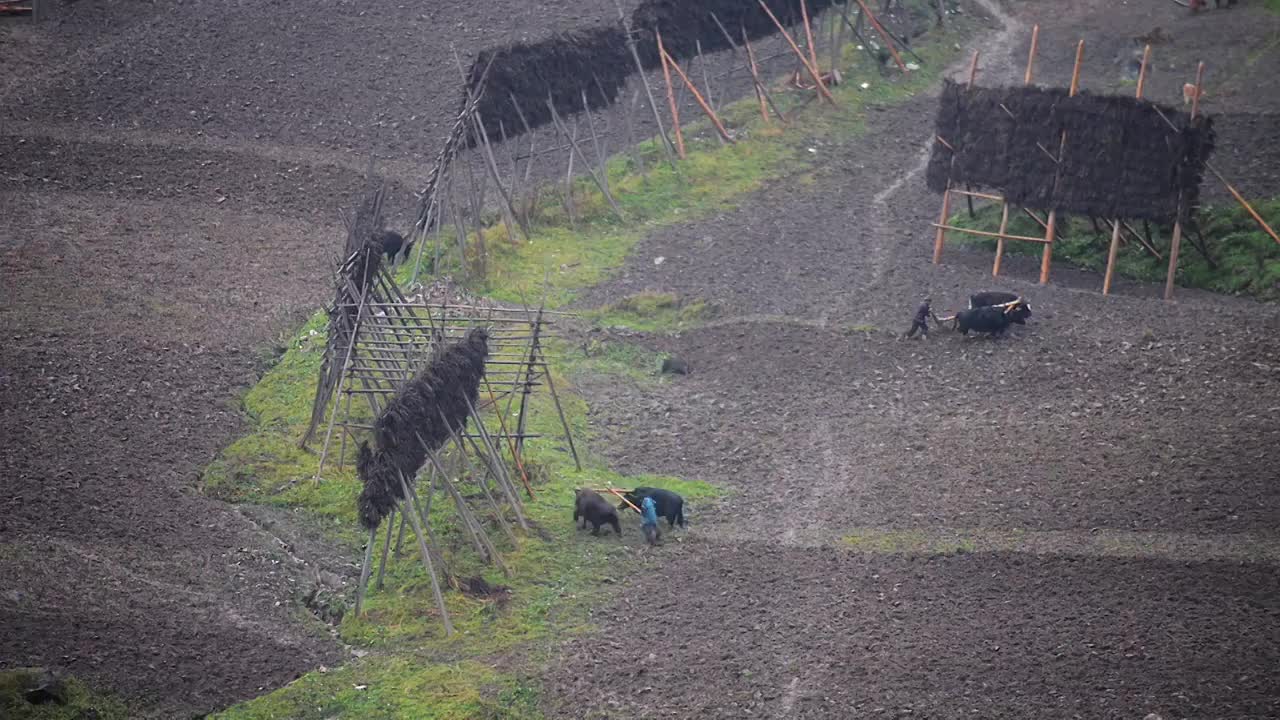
[[545, 2, 1280, 717]]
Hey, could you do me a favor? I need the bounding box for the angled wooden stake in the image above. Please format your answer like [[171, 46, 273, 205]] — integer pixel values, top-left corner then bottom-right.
[[801, 0, 821, 76], [354, 526, 377, 617], [616, 0, 678, 168], [547, 97, 624, 220], [759, 1, 836, 105], [853, 0, 908, 73], [656, 31, 686, 158], [1041, 39, 1085, 286], [374, 507, 395, 591], [396, 470, 453, 635], [659, 45, 734, 144], [1105, 43, 1150, 295], [1166, 60, 1204, 301]]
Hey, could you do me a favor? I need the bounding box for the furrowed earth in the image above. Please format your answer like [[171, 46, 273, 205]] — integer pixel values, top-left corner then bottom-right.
[[2, 0, 1277, 717]]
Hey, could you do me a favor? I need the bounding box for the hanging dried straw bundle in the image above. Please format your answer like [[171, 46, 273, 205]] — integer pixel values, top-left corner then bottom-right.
[[356, 328, 491, 530]]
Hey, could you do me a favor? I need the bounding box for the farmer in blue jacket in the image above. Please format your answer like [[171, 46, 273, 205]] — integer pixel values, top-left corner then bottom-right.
[[641, 496, 661, 546]]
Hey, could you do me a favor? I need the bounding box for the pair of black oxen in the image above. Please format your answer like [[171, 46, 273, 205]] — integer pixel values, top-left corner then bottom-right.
[[951, 291, 1033, 337], [573, 487, 686, 537]]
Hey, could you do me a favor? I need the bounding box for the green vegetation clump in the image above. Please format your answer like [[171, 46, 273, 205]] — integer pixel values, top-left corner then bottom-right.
[[0, 670, 129, 720], [947, 199, 1280, 299], [590, 291, 714, 333]]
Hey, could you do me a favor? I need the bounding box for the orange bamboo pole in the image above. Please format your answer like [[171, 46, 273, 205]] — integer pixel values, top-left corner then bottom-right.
[[853, 0, 908, 73], [1024, 24, 1040, 85], [483, 376, 535, 498], [1166, 61, 1205, 300], [1041, 39, 1085, 285], [932, 189, 952, 263], [594, 488, 642, 514], [1211, 166, 1280, 246], [744, 32, 770, 123], [1134, 43, 1151, 98], [656, 31, 686, 159], [932, 50, 981, 266], [993, 201, 1011, 275], [1104, 43, 1150, 295], [759, 0, 836, 104], [660, 46, 735, 144], [801, 0, 821, 77]]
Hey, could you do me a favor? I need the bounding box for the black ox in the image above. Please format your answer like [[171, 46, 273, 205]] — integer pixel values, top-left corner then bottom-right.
[[953, 300, 1032, 337]]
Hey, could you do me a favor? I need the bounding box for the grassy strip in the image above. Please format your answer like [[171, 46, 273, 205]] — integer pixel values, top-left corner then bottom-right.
[[948, 199, 1280, 299], [1, 670, 129, 720], [206, 307, 719, 719], [207, 8, 976, 718]]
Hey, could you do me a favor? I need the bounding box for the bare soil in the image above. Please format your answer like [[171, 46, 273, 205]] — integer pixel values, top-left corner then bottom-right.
[[2, 0, 1279, 717], [546, 1, 1280, 717]]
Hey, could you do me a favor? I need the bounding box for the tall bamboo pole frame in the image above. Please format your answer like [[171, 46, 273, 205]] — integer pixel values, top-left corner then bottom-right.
[[1039, 39, 1085, 285], [1104, 43, 1151, 295], [1164, 60, 1204, 301]]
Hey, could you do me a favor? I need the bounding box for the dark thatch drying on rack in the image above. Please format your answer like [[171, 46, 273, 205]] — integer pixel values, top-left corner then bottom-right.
[[630, 0, 839, 69], [926, 80, 1215, 221], [356, 328, 491, 530], [466, 28, 630, 144], [464, 0, 844, 142], [357, 441, 402, 531]]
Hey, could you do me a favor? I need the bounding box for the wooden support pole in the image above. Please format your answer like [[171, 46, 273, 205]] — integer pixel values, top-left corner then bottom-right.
[[759, 1, 837, 105], [707, 13, 768, 124], [993, 202, 1010, 276], [1134, 43, 1151, 99], [738, 26, 786, 124], [932, 187, 952, 264], [419, 440, 503, 569], [437, 410, 517, 549], [1024, 24, 1040, 85], [547, 99, 625, 220], [659, 46, 734, 144], [541, 354, 582, 472], [483, 376, 536, 498], [853, 0, 908, 73], [462, 394, 528, 528], [580, 89, 616, 196], [1041, 209, 1058, 284], [1102, 219, 1124, 295], [932, 50, 980, 265], [830, 1, 846, 76], [616, 0, 678, 169], [393, 506, 408, 556], [374, 507, 395, 591], [1166, 60, 1204, 301], [561, 117, 578, 226], [396, 471, 453, 635], [314, 267, 372, 481], [802, 0, 821, 76], [354, 526, 377, 617], [696, 40, 717, 114], [1210, 165, 1280, 246], [471, 113, 529, 243], [1042, 39, 1085, 286], [656, 32, 687, 159], [1105, 43, 1150, 295]]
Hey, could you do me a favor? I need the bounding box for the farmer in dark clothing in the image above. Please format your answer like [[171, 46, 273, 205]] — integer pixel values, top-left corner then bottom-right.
[[641, 496, 661, 546], [904, 297, 937, 339]]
